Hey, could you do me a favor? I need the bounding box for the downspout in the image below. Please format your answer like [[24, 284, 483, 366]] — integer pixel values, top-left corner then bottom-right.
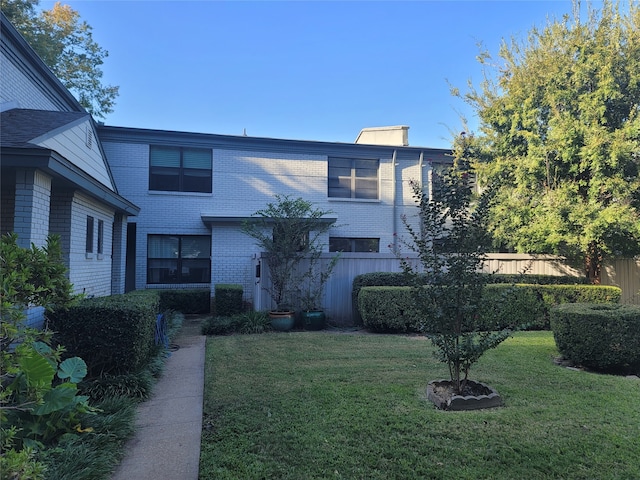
[[392, 149, 398, 251]]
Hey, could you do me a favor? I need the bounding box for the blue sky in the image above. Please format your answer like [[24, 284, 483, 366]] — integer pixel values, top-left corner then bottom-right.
[[40, 0, 583, 148]]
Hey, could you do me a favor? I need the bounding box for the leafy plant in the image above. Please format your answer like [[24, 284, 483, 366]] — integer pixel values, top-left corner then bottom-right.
[[242, 195, 336, 311], [238, 311, 271, 334], [0, 233, 92, 473], [296, 253, 340, 311], [399, 134, 511, 394]]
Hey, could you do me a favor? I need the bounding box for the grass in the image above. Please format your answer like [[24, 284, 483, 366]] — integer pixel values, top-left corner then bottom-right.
[[200, 331, 640, 480]]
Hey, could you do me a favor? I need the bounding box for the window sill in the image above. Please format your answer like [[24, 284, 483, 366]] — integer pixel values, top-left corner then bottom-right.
[[97, 254, 104, 260], [328, 198, 381, 203], [148, 190, 212, 197], [85, 253, 93, 259]]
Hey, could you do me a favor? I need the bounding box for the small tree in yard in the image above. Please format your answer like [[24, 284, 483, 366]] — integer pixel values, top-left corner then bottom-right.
[[242, 195, 336, 311], [400, 134, 511, 395]]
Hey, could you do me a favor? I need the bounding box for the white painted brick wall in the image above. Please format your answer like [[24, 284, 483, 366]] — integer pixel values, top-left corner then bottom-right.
[[102, 140, 433, 298]]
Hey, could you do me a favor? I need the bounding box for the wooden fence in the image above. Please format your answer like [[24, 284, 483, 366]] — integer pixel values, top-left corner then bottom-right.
[[253, 253, 640, 326]]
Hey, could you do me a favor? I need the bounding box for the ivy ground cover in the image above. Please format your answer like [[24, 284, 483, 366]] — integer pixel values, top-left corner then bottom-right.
[[200, 332, 640, 480]]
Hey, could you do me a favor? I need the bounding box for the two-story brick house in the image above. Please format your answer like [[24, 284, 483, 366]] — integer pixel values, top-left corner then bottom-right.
[[98, 125, 451, 315], [1, 12, 453, 324]]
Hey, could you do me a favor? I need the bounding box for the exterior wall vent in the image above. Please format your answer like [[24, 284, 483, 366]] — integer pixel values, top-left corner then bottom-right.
[[86, 125, 93, 150]]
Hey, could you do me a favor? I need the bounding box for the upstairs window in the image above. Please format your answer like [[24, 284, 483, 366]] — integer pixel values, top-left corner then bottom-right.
[[328, 157, 379, 199], [149, 146, 212, 193]]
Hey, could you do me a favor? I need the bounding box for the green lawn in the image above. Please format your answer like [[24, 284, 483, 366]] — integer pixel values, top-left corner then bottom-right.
[[200, 331, 640, 480]]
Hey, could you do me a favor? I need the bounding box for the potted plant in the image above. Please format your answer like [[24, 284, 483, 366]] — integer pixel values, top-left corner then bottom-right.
[[297, 253, 340, 330], [242, 195, 336, 331]]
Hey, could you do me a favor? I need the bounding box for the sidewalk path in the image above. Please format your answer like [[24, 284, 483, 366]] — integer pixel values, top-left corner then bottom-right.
[[111, 316, 205, 480]]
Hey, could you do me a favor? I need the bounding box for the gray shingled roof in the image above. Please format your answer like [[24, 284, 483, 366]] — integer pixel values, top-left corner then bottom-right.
[[0, 108, 89, 147]]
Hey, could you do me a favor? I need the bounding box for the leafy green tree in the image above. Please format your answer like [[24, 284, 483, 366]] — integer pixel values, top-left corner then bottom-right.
[[1, 0, 119, 119], [455, 0, 640, 283], [400, 134, 510, 395]]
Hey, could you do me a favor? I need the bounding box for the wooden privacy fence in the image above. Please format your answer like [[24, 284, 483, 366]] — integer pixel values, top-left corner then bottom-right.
[[253, 253, 640, 326]]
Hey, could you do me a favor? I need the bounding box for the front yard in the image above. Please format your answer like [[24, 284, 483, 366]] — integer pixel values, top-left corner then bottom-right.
[[200, 331, 640, 480]]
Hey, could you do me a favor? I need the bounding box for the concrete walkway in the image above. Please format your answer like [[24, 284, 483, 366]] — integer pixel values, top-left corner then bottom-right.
[[111, 316, 205, 480]]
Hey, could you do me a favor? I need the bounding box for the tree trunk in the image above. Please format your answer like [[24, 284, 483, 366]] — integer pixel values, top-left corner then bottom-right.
[[585, 242, 602, 285]]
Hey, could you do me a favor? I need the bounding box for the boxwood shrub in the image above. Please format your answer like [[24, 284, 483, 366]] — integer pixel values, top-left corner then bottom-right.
[[357, 286, 423, 332], [351, 272, 590, 325], [156, 288, 211, 314], [50, 292, 159, 376], [214, 284, 243, 316], [550, 303, 640, 372], [357, 284, 622, 332]]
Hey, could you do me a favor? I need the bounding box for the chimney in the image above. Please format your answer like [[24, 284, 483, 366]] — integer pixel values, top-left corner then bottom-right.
[[355, 125, 409, 146]]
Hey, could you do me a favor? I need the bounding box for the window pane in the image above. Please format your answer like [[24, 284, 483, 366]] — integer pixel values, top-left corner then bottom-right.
[[181, 236, 210, 258], [183, 148, 211, 169], [150, 146, 180, 167], [150, 167, 180, 191], [181, 259, 210, 283], [355, 177, 378, 199], [355, 159, 378, 173], [86, 216, 94, 253], [354, 238, 379, 252], [183, 169, 212, 193], [97, 220, 104, 254], [329, 237, 352, 252], [148, 259, 178, 284], [148, 236, 179, 258]]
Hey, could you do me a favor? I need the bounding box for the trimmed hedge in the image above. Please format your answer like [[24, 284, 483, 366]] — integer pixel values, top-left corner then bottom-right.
[[214, 284, 243, 316], [357, 284, 622, 332], [351, 272, 590, 325], [156, 288, 210, 314], [550, 303, 640, 371], [50, 292, 160, 376], [357, 287, 421, 333]]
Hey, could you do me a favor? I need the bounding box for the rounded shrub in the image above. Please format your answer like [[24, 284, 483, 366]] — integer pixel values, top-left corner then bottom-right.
[[550, 303, 640, 372]]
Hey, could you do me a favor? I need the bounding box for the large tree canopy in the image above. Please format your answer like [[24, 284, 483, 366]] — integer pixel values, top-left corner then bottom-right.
[[459, 0, 640, 283], [2, 0, 118, 119]]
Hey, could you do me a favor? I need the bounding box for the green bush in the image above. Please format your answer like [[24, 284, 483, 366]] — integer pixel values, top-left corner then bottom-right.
[[201, 312, 272, 335], [358, 284, 621, 332], [201, 316, 242, 335], [358, 287, 422, 333], [50, 293, 159, 376], [157, 288, 210, 314], [214, 284, 243, 316], [478, 284, 547, 330], [487, 274, 590, 285], [550, 303, 640, 372], [80, 370, 155, 402], [351, 271, 589, 325]]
